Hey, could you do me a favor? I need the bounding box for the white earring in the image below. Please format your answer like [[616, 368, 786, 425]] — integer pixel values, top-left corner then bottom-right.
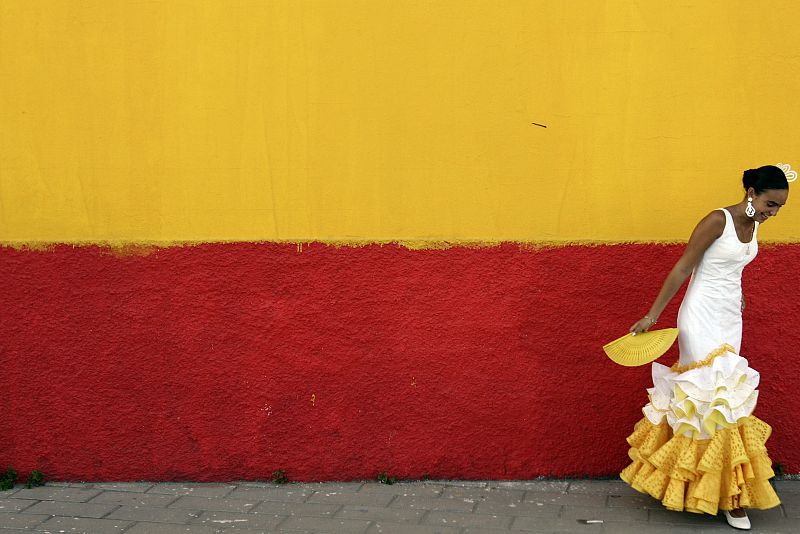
[[745, 197, 756, 217]]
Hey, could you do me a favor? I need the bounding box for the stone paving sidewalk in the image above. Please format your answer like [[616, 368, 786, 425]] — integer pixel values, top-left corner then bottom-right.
[[1, 479, 798, 534]]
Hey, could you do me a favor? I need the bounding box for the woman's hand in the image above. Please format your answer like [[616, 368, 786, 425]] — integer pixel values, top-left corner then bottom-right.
[[741, 296, 746, 313], [629, 316, 657, 336]]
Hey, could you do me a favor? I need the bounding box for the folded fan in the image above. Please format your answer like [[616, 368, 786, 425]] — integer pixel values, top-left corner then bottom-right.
[[603, 328, 679, 366]]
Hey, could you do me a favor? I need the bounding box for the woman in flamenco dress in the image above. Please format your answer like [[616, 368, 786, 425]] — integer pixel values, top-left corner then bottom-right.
[[621, 165, 790, 530]]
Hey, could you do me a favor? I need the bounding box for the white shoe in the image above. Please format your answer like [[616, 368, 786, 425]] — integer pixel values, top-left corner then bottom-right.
[[724, 510, 751, 530]]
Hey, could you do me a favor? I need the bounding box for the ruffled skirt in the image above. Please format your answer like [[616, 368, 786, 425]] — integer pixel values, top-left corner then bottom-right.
[[620, 344, 780, 514]]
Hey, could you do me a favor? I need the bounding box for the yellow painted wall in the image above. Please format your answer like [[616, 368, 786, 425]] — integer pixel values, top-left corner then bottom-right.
[[1, 0, 799, 243]]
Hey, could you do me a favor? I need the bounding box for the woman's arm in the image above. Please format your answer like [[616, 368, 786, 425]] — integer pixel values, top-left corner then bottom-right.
[[629, 210, 726, 334]]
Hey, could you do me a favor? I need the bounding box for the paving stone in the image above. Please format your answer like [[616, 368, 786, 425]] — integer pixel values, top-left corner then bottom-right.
[[522, 491, 607, 507], [294, 482, 365, 493], [250, 500, 340, 517], [436, 481, 488, 488], [778, 491, 800, 515], [189, 510, 284, 530], [702, 521, 739, 532], [36, 515, 133, 533], [276, 515, 371, 533], [561, 504, 648, 522], [335, 504, 424, 523], [781, 489, 800, 503], [648, 508, 723, 527], [123, 523, 219, 534], [358, 483, 444, 496], [367, 523, 460, 534], [566, 480, 640, 495], [106, 505, 202, 523], [423, 510, 513, 529], [743, 507, 797, 532], [599, 523, 710, 534], [226, 486, 312, 502], [12, 486, 101, 502], [441, 486, 525, 504], [732, 507, 785, 521], [92, 482, 155, 493], [89, 490, 179, 507], [475, 500, 561, 518], [21, 499, 119, 518], [606, 493, 667, 509], [168, 495, 259, 513], [737, 522, 800, 534], [489, 480, 569, 493], [784, 502, 800, 518], [510, 516, 604, 532], [389, 495, 476, 512], [0, 513, 49, 529], [232, 481, 287, 487], [0, 499, 37, 513], [147, 483, 237, 497], [10, 478, 791, 533], [774, 480, 800, 494], [306, 491, 394, 506], [0, 488, 19, 498]]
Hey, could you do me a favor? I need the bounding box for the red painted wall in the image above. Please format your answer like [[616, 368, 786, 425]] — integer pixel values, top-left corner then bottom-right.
[[1, 243, 798, 481]]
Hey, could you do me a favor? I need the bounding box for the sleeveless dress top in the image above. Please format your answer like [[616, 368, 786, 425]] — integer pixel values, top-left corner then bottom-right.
[[677, 208, 758, 364]]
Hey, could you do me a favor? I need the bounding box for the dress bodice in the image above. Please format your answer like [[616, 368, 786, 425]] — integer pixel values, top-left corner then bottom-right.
[[676, 208, 758, 363], [685, 208, 758, 301]]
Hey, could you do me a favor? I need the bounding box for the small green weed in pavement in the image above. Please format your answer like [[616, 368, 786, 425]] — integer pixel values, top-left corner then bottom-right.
[[272, 470, 289, 484], [1, 467, 18, 490], [26, 470, 45, 488], [1, 467, 46, 490], [377, 472, 396, 485]]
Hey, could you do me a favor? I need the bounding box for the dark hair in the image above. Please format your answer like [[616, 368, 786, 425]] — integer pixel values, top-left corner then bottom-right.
[[743, 165, 789, 193]]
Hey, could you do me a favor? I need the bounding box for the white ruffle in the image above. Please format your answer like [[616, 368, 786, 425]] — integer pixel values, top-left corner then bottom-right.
[[642, 349, 760, 439]]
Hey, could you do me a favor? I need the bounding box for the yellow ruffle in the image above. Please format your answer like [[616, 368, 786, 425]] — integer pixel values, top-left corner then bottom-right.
[[620, 415, 780, 515], [670, 343, 736, 373]]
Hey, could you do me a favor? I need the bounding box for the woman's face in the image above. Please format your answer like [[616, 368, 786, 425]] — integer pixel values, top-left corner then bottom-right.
[[750, 188, 788, 223]]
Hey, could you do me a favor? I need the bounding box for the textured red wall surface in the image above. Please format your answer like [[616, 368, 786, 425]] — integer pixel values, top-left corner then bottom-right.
[[1, 243, 798, 481]]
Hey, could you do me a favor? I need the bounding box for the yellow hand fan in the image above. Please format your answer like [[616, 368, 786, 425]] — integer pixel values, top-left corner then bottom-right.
[[603, 328, 679, 366]]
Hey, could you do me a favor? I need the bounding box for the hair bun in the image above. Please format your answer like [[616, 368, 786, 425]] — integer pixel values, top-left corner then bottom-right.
[[742, 168, 758, 189], [742, 165, 790, 192]]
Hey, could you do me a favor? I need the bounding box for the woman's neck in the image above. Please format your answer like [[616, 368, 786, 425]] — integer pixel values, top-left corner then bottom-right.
[[731, 203, 755, 226]]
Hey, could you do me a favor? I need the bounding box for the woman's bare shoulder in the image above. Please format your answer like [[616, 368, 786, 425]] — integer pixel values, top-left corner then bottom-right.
[[698, 209, 726, 230], [688, 209, 725, 242]]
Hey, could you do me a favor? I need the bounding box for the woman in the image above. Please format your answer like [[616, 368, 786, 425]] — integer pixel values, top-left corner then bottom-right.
[[621, 165, 789, 530]]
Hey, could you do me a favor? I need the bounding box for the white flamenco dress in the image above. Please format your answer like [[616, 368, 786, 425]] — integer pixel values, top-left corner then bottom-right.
[[621, 208, 780, 514]]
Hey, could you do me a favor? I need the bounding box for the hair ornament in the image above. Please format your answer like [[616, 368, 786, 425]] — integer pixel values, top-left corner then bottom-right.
[[777, 163, 797, 183]]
